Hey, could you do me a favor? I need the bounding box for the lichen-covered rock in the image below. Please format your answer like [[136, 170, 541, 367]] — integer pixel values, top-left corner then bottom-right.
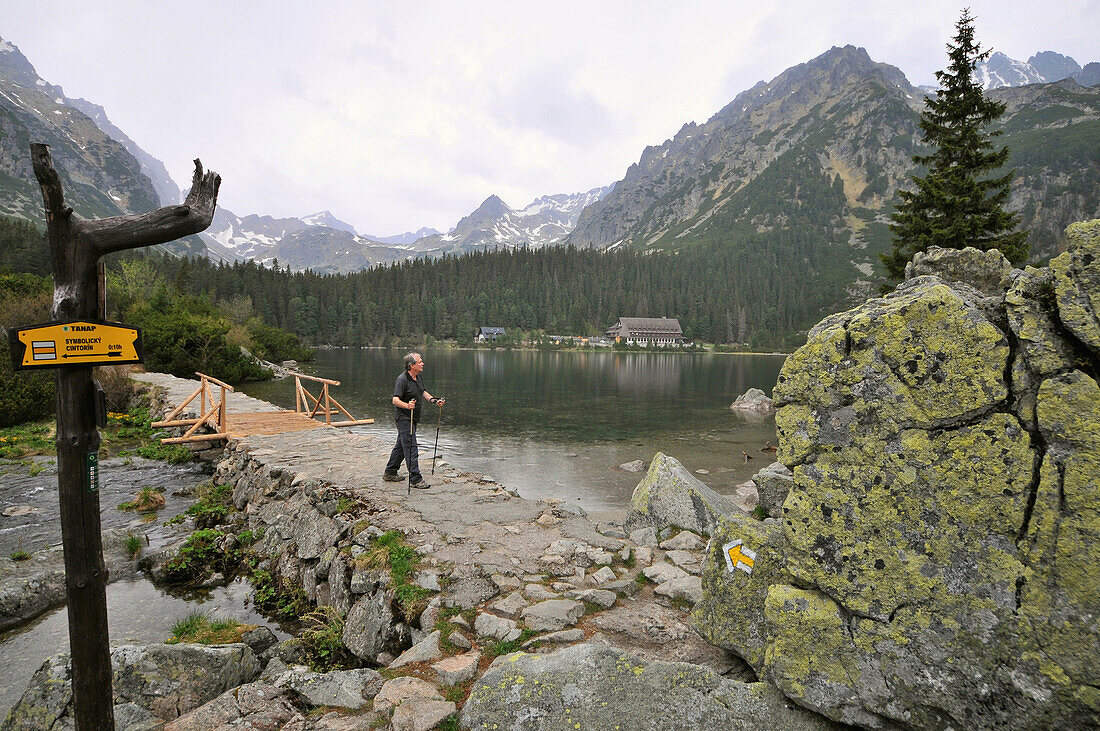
[[905, 244, 1014, 295], [692, 515, 789, 671], [461, 643, 839, 730], [3, 643, 261, 730], [1051, 219, 1100, 356], [624, 453, 738, 536], [774, 278, 1010, 466], [696, 228, 1100, 730]]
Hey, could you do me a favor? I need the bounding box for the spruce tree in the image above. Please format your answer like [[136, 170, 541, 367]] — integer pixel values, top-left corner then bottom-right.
[[884, 9, 1027, 278]]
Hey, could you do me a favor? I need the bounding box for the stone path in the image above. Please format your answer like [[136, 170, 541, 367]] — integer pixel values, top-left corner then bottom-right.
[[130, 372, 744, 723]]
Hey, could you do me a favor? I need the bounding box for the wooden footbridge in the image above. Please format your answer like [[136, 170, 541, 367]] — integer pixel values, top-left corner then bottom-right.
[[152, 372, 373, 444]]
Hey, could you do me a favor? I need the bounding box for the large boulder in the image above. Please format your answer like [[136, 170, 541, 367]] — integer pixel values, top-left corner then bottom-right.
[[625, 453, 738, 536], [730, 387, 774, 412], [461, 643, 837, 730], [3, 643, 261, 730], [692, 226, 1100, 730], [342, 589, 410, 662]]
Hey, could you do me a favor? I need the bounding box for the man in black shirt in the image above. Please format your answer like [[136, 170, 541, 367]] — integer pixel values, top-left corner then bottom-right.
[[383, 352, 445, 488]]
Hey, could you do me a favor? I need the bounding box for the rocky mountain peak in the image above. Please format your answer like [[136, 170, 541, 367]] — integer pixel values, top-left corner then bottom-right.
[[0, 36, 46, 90], [1027, 51, 1083, 82]]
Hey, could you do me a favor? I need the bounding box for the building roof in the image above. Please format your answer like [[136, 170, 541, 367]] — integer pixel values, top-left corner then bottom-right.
[[479, 327, 506, 335], [607, 317, 683, 336]]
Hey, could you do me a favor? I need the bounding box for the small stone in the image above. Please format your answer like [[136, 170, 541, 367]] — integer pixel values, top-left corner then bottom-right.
[[585, 549, 615, 566], [629, 527, 659, 547], [654, 575, 703, 605], [603, 579, 641, 598], [643, 562, 689, 584], [536, 512, 562, 527], [391, 697, 456, 731], [521, 599, 585, 632], [633, 546, 654, 566], [598, 524, 628, 539], [415, 543, 433, 555], [523, 628, 584, 648], [372, 676, 442, 713], [590, 566, 616, 585], [390, 630, 442, 669], [491, 573, 522, 591], [659, 531, 704, 551], [414, 570, 441, 592], [695, 469, 710, 474], [449, 631, 472, 650], [287, 668, 384, 709], [525, 583, 558, 601], [567, 588, 617, 608], [419, 597, 441, 631], [551, 582, 576, 592], [475, 612, 521, 642], [432, 651, 481, 685], [490, 591, 529, 618], [665, 550, 702, 574]]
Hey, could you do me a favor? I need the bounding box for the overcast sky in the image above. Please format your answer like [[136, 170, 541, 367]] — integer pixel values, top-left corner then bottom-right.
[[3, 1, 1096, 236]]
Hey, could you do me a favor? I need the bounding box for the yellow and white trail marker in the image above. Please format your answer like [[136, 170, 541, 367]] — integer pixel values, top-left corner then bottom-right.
[[723, 539, 756, 574]]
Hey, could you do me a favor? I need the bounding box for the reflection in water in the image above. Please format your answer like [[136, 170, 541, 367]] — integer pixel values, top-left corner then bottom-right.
[[240, 348, 787, 510], [0, 577, 290, 716]]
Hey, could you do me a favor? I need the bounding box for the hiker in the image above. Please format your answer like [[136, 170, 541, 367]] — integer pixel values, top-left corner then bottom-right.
[[383, 352, 444, 488]]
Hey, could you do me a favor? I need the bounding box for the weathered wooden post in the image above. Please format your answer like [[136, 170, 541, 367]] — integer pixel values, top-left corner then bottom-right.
[[30, 143, 220, 730]]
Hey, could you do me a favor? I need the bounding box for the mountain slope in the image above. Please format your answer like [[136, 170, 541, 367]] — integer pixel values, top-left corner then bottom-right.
[[571, 44, 1100, 282], [0, 37, 159, 222]]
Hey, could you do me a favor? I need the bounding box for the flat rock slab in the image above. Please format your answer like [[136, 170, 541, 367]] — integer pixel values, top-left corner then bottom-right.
[[391, 697, 456, 731], [432, 651, 481, 686], [475, 611, 521, 642], [462, 644, 838, 730], [643, 561, 689, 584], [521, 599, 585, 632], [373, 676, 443, 713], [390, 630, 442, 669], [591, 601, 735, 673]]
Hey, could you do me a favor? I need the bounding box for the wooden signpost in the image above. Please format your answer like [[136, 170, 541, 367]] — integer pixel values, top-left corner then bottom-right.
[[27, 143, 220, 730]]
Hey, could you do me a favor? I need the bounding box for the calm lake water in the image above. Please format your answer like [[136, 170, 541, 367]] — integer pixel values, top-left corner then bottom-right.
[[240, 348, 786, 513]]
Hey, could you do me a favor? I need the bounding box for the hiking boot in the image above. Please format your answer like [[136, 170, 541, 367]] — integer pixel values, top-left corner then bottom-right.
[[409, 479, 431, 490], [383, 472, 405, 482]]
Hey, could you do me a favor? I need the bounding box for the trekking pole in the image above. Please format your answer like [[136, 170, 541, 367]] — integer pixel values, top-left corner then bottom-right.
[[408, 402, 415, 496], [431, 400, 442, 475]]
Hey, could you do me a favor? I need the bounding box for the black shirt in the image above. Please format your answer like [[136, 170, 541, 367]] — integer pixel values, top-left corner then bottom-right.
[[393, 371, 427, 423]]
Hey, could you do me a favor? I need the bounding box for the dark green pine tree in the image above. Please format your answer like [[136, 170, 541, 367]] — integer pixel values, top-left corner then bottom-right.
[[884, 9, 1028, 278]]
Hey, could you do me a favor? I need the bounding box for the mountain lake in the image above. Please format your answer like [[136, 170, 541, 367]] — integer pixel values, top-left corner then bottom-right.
[[239, 347, 787, 517]]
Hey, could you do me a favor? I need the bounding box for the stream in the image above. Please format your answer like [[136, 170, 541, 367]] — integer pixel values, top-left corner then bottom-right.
[[0, 456, 289, 716]]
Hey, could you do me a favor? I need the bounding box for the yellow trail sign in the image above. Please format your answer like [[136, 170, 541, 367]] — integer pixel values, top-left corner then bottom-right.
[[9, 320, 143, 369]]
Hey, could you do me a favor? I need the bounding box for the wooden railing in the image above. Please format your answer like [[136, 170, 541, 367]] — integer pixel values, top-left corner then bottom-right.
[[152, 371, 374, 444], [294, 373, 374, 427], [151, 372, 233, 443]]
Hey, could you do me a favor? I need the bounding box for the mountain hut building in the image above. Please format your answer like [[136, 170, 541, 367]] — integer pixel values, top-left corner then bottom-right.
[[476, 327, 507, 342], [604, 317, 685, 346]]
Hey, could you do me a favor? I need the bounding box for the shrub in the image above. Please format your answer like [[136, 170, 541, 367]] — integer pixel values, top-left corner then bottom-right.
[[298, 606, 355, 671], [0, 272, 54, 427]]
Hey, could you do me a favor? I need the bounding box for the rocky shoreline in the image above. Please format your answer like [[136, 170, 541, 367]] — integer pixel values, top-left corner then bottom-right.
[[5, 371, 787, 730], [4, 222, 1099, 730]]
